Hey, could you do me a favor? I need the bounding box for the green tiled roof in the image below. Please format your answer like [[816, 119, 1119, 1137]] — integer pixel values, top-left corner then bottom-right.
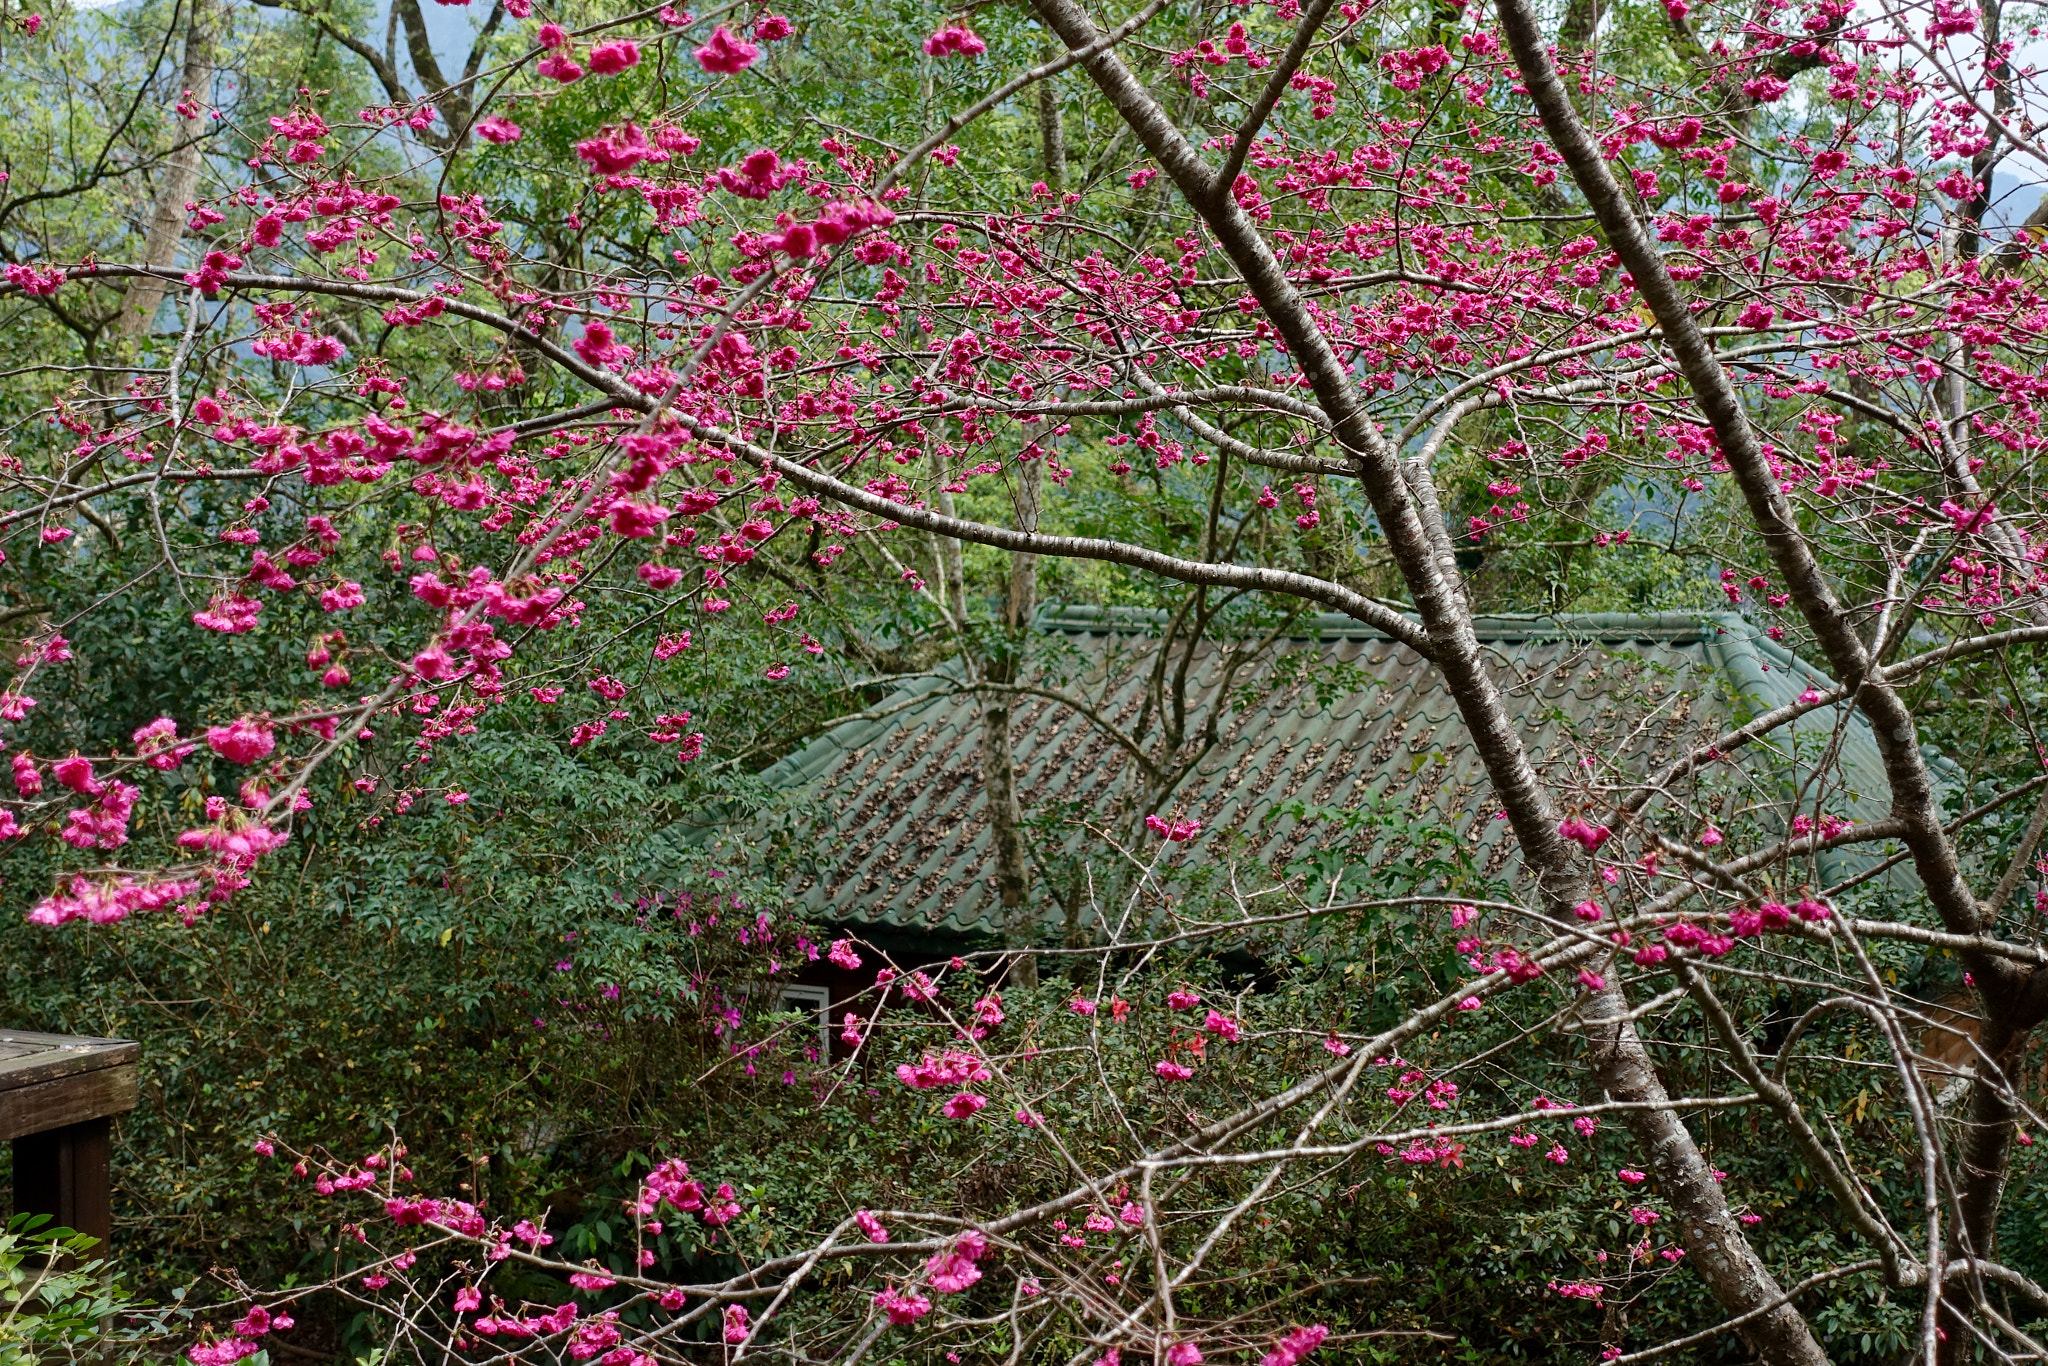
[[749, 608, 1902, 937]]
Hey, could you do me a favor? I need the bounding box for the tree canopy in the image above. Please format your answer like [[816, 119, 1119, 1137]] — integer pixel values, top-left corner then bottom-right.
[[4, 0, 2048, 1357]]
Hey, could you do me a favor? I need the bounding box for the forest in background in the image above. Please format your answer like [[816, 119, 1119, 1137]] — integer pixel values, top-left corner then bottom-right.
[[0, 0, 2043, 1356]]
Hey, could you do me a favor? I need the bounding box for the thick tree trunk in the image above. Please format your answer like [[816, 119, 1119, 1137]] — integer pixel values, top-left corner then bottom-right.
[[1026, 0, 1827, 1353], [983, 443, 1044, 988], [1005, 451, 1044, 636], [1946, 7, 2048, 1332], [1558, 0, 1602, 51], [1938, 1014, 2037, 1366], [931, 448, 968, 627], [1585, 987, 1831, 1363], [1932, 14, 2048, 1342], [1488, 0, 2030, 1356], [1038, 42, 1066, 195], [119, 0, 212, 345], [933, 437, 1039, 982], [980, 693, 1034, 985]]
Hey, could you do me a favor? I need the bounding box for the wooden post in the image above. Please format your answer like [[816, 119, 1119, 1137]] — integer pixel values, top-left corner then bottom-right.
[[1, 1032, 138, 1254], [13, 1118, 114, 1251]]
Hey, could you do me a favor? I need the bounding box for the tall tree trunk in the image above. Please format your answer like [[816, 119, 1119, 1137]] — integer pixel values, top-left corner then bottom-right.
[[1005, 449, 1044, 637], [931, 447, 968, 629], [1938, 1007, 2040, 1365], [1951, 1016, 2030, 1262], [1026, 0, 1828, 1354], [1583, 987, 1830, 1362], [119, 0, 212, 347], [1558, 0, 1603, 49], [1038, 42, 1066, 195], [1930, 17, 2048, 1355], [979, 695, 1033, 982], [983, 447, 1044, 988], [1493, 0, 2019, 1356]]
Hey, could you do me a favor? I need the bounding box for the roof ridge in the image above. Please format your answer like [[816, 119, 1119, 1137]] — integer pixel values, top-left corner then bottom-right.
[[726, 609, 1926, 936], [1037, 602, 1750, 644]]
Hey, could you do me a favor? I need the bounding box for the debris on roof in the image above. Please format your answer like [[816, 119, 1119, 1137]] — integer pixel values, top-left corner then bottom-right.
[[741, 608, 1903, 937]]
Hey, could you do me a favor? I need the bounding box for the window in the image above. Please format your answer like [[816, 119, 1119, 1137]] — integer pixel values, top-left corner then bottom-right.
[[774, 983, 832, 1056]]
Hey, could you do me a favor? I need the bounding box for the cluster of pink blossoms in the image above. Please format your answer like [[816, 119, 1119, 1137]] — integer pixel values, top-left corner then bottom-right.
[[56, 773, 139, 851], [1657, 900, 1828, 957], [174, 808, 291, 861], [133, 715, 198, 767], [874, 1229, 991, 1325], [920, 23, 985, 56], [895, 1048, 992, 1092], [1379, 1137, 1466, 1167], [27, 874, 198, 926], [1557, 815, 1611, 851], [383, 1196, 489, 1235], [926, 1228, 989, 1292], [875, 1283, 932, 1325], [1259, 1324, 1331, 1366], [636, 1157, 742, 1230], [226, 1145, 712, 1361], [472, 1300, 582, 1340], [694, 24, 757, 72], [762, 198, 896, 260], [14, 709, 302, 924], [1143, 813, 1203, 841], [186, 1304, 296, 1365]]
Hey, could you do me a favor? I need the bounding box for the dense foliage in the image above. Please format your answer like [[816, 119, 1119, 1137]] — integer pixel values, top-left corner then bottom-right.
[[3, 0, 2048, 1358]]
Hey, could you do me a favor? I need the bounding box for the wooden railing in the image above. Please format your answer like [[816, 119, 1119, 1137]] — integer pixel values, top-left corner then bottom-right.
[[1, 1031, 139, 1251]]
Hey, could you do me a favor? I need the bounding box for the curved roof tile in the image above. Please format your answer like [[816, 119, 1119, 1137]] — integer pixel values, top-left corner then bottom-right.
[[736, 609, 1908, 935]]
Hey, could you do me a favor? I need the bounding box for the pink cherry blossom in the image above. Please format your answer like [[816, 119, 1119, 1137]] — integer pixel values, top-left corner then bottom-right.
[[51, 754, 99, 795], [587, 40, 640, 73], [874, 1285, 930, 1325], [537, 52, 583, 81], [1260, 1325, 1330, 1366], [207, 718, 276, 765], [474, 115, 521, 143], [694, 26, 758, 73], [926, 1248, 981, 1293], [1143, 813, 1203, 841], [921, 23, 986, 56]]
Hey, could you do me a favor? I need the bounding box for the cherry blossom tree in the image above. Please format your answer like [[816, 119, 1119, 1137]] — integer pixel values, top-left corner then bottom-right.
[[6, 0, 2048, 1355]]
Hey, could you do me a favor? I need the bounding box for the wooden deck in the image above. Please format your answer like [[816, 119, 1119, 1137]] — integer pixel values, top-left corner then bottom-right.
[[2, 1030, 139, 1252]]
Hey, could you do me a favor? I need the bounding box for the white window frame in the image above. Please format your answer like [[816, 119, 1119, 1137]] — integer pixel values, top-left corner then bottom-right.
[[774, 983, 833, 1056]]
